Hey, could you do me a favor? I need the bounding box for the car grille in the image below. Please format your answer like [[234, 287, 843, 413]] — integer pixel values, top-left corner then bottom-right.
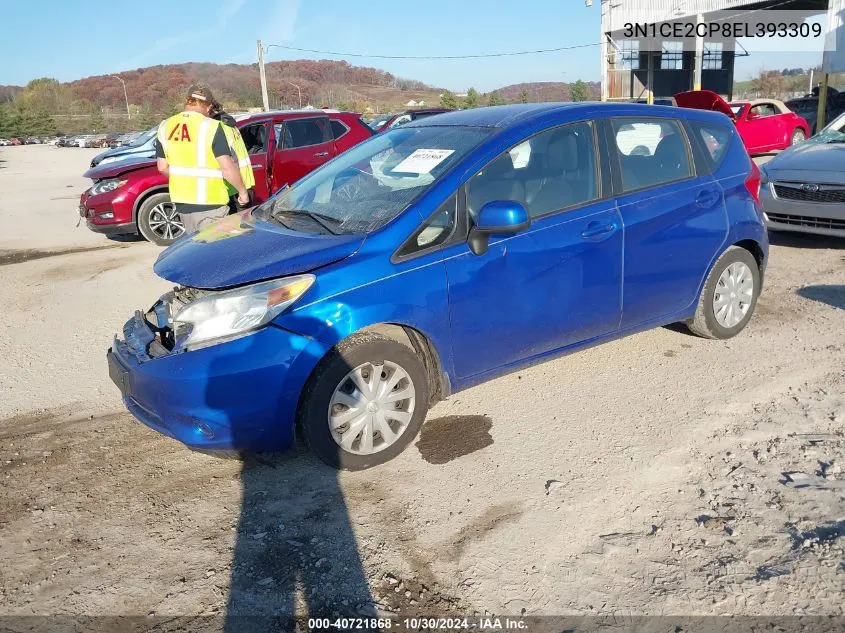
[[773, 182, 845, 203], [766, 212, 845, 231]]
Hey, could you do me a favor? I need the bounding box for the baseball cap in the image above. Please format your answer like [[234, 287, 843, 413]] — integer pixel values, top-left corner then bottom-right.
[[186, 83, 215, 103]]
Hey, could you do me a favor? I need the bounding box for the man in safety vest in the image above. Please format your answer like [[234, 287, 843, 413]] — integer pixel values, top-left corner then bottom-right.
[[210, 101, 255, 207], [155, 84, 249, 234]]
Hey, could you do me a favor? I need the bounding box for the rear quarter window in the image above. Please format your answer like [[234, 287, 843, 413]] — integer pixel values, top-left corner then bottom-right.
[[688, 120, 732, 172]]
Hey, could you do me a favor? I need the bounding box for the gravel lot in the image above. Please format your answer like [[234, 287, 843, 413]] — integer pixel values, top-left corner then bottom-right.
[[0, 145, 843, 622]]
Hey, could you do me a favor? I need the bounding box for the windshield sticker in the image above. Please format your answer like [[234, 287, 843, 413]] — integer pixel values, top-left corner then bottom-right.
[[391, 149, 455, 174]]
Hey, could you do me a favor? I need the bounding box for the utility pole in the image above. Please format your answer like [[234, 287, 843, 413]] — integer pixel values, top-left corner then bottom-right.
[[284, 81, 302, 108], [808, 68, 814, 96], [257, 40, 270, 112], [110, 75, 130, 120], [816, 72, 829, 132]]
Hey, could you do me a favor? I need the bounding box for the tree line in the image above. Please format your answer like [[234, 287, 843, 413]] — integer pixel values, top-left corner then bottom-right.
[[439, 80, 593, 110]]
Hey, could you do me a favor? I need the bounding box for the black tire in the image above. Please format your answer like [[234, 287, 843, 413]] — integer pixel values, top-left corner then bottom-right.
[[298, 332, 429, 470], [790, 128, 806, 145], [137, 192, 184, 247], [687, 246, 761, 339]]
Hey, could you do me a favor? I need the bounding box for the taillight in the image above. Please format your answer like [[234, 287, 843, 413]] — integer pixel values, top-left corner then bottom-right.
[[745, 160, 761, 204]]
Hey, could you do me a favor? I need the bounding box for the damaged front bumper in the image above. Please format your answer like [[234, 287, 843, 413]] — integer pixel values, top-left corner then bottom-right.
[[107, 301, 327, 452]]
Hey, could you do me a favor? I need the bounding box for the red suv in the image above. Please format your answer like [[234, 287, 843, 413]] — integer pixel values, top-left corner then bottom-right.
[[80, 110, 373, 245]]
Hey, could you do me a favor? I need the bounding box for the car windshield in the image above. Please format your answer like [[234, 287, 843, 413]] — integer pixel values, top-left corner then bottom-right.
[[254, 126, 492, 234], [127, 128, 156, 147], [729, 104, 744, 116], [369, 117, 391, 129], [812, 111, 845, 143]]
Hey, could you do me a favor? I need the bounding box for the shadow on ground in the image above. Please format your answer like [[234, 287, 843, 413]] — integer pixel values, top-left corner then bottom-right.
[[769, 231, 845, 250], [200, 333, 379, 633], [106, 233, 145, 243], [223, 453, 378, 632], [797, 285, 845, 310]]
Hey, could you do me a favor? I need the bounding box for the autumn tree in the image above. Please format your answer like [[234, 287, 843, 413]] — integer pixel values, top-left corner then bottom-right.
[[89, 109, 106, 133], [463, 88, 479, 109], [440, 90, 458, 109], [751, 70, 786, 97], [570, 80, 590, 102]]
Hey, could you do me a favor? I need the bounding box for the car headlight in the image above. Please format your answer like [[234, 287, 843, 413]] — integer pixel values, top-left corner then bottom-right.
[[172, 274, 315, 350], [759, 166, 769, 185], [98, 156, 120, 166], [90, 178, 127, 195]]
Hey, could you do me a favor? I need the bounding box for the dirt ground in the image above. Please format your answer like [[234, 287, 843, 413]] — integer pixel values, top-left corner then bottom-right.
[[0, 145, 843, 624]]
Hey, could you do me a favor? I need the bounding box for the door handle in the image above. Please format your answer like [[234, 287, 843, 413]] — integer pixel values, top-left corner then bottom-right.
[[696, 189, 720, 207], [251, 164, 264, 171], [580, 221, 617, 240], [314, 151, 329, 157]]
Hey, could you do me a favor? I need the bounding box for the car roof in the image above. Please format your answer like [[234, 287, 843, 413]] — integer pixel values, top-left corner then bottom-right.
[[233, 109, 360, 123], [405, 102, 725, 129]]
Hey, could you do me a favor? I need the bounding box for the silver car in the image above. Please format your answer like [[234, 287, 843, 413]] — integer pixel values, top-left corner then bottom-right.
[[760, 112, 845, 238]]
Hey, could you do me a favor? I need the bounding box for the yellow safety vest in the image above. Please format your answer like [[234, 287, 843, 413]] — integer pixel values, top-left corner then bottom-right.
[[221, 124, 256, 194], [157, 111, 230, 206]]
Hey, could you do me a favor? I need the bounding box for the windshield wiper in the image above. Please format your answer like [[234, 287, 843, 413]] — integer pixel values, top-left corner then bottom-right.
[[272, 209, 341, 235]]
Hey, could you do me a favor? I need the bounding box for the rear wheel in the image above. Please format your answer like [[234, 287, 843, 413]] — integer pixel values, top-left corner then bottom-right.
[[687, 246, 760, 339], [790, 128, 806, 145], [137, 192, 184, 246], [298, 333, 429, 470]]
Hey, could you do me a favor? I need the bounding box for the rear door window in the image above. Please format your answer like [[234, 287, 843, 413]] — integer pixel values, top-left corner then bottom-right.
[[611, 118, 693, 191], [282, 117, 331, 149]]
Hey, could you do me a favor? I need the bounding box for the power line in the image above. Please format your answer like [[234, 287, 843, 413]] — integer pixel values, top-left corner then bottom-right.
[[264, 42, 601, 60]]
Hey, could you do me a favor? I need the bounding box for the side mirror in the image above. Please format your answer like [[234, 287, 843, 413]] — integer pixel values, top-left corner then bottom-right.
[[468, 200, 530, 256], [746, 110, 759, 120]]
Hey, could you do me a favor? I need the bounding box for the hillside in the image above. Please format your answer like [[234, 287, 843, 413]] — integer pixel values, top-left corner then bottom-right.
[[1, 61, 604, 137], [494, 81, 600, 102], [9, 60, 443, 115], [0, 85, 24, 104]]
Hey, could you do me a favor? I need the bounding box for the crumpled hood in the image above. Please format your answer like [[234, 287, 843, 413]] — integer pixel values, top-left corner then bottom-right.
[[83, 155, 156, 180], [91, 145, 154, 167], [153, 210, 365, 289], [763, 141, 845, 184]]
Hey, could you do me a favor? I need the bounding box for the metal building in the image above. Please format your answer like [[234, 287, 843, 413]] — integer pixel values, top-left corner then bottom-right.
[[600, 0, 829, 102]]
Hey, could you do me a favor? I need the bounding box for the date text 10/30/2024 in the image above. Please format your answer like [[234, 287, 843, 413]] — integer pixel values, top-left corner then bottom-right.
[[307, 617, 528, 630]]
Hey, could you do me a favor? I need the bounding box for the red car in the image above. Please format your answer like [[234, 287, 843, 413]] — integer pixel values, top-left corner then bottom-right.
[[369, 108, 452, 133], [675, 90, 810, 154], [79, 110, 372, 245]]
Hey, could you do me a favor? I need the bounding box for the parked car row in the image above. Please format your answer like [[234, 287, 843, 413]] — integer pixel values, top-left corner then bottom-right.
[[79, 110, 374, 245], [0, 136, 60, 145], [55, 134, 125, 148]]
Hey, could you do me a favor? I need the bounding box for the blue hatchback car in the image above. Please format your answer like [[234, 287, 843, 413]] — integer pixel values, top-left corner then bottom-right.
[[108, 103, 768, 469]]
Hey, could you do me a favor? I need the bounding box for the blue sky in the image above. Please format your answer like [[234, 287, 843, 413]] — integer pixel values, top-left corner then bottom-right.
[[0, 0, 827, 91]]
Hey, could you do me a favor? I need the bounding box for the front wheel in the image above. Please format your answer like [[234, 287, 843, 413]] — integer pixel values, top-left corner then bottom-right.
[[790, 128, 806, 145], [137, 192, 184, 246], [298, 333, 429, 470], [687, 246, 761, 339]]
